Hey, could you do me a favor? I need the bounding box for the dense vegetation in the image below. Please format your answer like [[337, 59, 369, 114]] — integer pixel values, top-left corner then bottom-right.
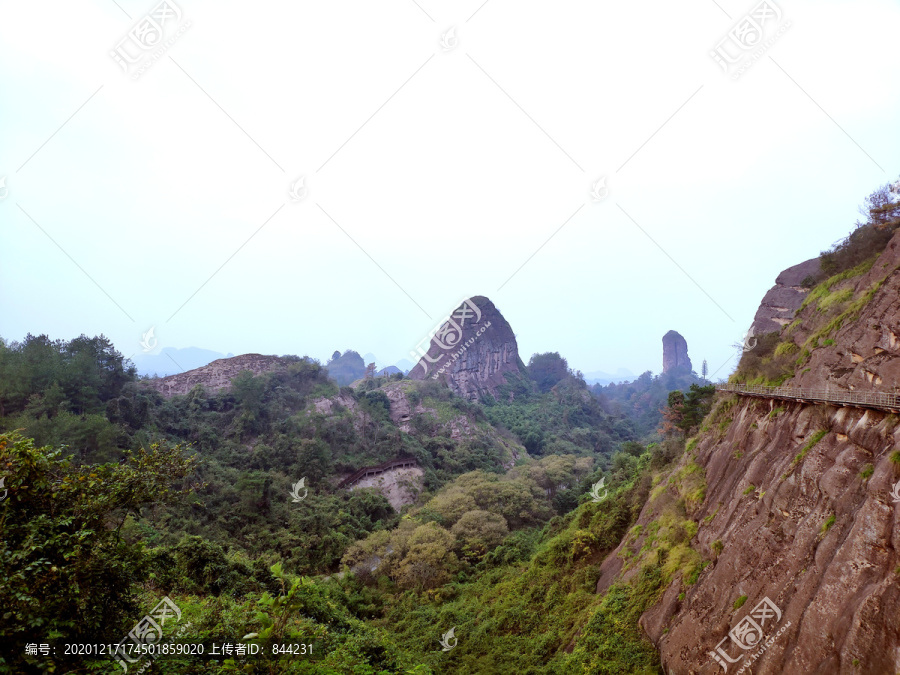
[[591, 368, 704, 437], [0, 332, 710, 673]]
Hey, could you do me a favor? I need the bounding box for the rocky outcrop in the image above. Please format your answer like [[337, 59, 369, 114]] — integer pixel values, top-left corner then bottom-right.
[[346, 465, 424, 511], [629, 396, 900, 674], [407, 296, 525, 401], [599, 232, 900, 674], [751, 257, 821, 335], [143, 353, 288, 398], [789, 229, 900, 393], [662, 330, 692, 374], [381, 380, 524, 470]]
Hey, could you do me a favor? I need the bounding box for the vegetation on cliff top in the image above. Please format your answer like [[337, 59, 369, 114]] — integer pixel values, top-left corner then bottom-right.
[[731, 179, 900, 386]]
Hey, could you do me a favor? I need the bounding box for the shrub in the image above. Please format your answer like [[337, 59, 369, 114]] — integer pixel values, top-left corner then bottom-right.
[[774, 342, 799, 358], [820, 224, 894, 277], [787, 429, 829, 473]]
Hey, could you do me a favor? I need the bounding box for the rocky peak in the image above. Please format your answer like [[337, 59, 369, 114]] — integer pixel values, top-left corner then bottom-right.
[[407, 296, 524, 401], [750, 257, 821, 335], [662, 330, 692, 374], [143, 353, 288, 398], [789, 227, 900, 392]]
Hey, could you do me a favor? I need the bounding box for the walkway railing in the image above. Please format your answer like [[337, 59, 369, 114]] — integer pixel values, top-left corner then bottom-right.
[[716, 383, 900, 413], [337, 457, 419, 489]]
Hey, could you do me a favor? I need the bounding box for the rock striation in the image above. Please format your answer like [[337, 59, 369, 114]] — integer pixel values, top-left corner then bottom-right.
[[789, 229, 900, 392], [143, 353, 288, 398], [592, 230, 900, 674], [407, 296, 525, 401], [750, 257, 821, 335], [630, 396, 900, 674], [662, 330, 692, 374]]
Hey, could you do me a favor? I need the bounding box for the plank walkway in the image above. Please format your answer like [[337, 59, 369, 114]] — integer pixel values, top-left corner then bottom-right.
[[337, 457, 419, 489], [716, 383, 900, 414]]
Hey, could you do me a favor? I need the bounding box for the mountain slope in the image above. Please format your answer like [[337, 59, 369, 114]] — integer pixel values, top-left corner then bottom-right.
[[608, 228, 900, 673]]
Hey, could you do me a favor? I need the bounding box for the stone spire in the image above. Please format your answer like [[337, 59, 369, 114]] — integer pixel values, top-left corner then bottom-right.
[[662, 330, 692, 374], [407, 296, 525, 400]]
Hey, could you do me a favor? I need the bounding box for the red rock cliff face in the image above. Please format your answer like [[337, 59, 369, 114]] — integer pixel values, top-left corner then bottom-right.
[[662, 330, 692, 374], [598, 234, 900, 674], [634, 396, 900, 674], [750, 257, 821, 335], [788, 229, 900, 393], [407, 296, 525, 401]]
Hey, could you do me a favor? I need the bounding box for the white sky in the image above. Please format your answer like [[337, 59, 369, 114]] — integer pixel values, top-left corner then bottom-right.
[[1, 0, 898, 379]]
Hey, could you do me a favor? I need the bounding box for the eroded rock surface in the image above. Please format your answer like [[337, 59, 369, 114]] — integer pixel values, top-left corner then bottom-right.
[[143, 353, 288, 398], [633, 398, 900, 674], [789, 230, 900, 392], [662, 330, 692, 374], [407, 296, 525, 401], [348, 465, 424, 511], [751, 258, 821, 335]]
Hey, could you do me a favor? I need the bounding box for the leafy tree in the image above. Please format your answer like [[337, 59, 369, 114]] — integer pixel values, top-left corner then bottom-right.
[[395, 522, 458, 590], [0, 432, 197, 673], [527, 352, 569, 393], [325, 350, 366, 386], [451, 510, 509, 557], [659, 384, 715, 436]]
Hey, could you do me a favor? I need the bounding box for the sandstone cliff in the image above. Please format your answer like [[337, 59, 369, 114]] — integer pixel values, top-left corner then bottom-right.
[[750, 257, 821, 335], [143, 353, 289, 398], [662, 330, 692, 374], [597, 232, 900, 673], [407, 296, 525, 401], [787, 230, 900, 393], [347, 465, 424, 511], [626, 396, 900, 674]]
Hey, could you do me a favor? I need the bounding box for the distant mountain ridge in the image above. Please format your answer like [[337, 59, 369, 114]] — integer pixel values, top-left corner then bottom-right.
[[582, 368, 635, 386], [130, 346, 234, 377], [142, 353, 289, 398]]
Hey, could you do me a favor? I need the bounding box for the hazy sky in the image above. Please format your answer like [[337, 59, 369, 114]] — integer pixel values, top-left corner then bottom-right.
[[2, 0, 898, 380]]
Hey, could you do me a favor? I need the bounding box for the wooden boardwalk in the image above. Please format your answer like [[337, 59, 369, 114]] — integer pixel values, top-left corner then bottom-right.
[[716, 383, 900, 414], [337, 457, 419, 489]]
